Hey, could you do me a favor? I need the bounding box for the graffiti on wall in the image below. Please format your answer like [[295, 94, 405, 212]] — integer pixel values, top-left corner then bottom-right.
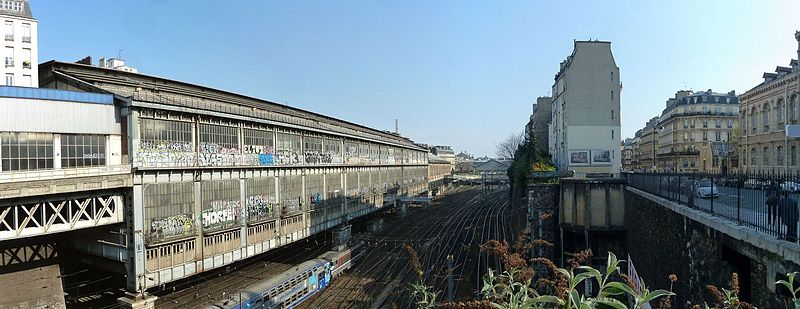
[[325, 151, 343, 164], [282, 196, 302, 214], [149, 214, 194, 242], [246, 194, 278, 222], [244, 144, 275, 166], [305, 151, 337, 164], [308, 192, 322, 206], [135, 141, 195, 167], [201, 200, 242, 231], [198, 142, 243, 167], [276, 150, 302, 165]]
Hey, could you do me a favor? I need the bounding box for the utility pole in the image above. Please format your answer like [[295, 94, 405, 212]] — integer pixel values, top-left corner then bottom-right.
[[446, 255, 454, 302]]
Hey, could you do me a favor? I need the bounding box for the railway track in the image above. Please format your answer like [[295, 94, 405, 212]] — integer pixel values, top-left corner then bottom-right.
[[153, 233, 333, 309], [299, 185, 517, 308]]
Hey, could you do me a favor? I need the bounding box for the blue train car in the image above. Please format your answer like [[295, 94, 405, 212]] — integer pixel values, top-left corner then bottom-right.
[[205, 241, 364, 309], [206, 259, 330, 309]]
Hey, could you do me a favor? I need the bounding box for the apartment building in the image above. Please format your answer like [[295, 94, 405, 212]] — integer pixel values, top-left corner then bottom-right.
[[739, 32, 800, 173], [548, 40, 622, 177], [0, 0, 36, 87]]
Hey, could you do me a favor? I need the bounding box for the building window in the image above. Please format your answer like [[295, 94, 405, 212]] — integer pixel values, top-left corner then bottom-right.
[[743, 149, 747, 165], [702, 131, 708, 141], [21, 23, 29, 43], [763, 103, 770, 131], [703, 120, 708, 128], [727, 119, 733, 128], [4, 20, 11, 41], [611, 110, 614, 120], [791, 99, 798, 124], [4, 46, 12, 68], [777, 146, 784, 165], [276, 133, 302, 165], [715, 119, 721, 128], [4, 72, 11, 85], [611, 130, 614, 139], [763, 147, 769, 166], [143, 182, 196, 244], [750, 107, 757, 132], [21, 74, 29, 86], [750, 148, 757, 165], [703, 106, 708, 113], [715, 131, 721, 141], [198, 123, 239, 166], [611, 91, 614, 101], [201, 179, 242, 232], [0, 132, 54, 171], [21, 47, 29, 68], [61, 134, 106, 168], [777, 99, 785, 124]]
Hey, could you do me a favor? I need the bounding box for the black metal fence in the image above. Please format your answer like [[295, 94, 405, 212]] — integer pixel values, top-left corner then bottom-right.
[[626, 172, 799, 244]]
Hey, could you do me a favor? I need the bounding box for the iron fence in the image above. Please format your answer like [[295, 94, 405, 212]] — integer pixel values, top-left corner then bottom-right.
[[626, 172, 799, 244]]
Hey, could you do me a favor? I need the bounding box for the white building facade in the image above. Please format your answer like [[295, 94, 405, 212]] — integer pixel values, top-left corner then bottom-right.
[[0, 0, 37, 87], [548, 41, 622, 177]]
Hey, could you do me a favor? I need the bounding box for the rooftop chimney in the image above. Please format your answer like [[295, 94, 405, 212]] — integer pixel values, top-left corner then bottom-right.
[[763, 72, 777, 83], [75, 56, 92, 65]]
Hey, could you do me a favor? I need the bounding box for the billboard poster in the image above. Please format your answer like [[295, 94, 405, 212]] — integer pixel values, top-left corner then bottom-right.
[[568, 150, 590, 166], [591, 149, 612, 165]]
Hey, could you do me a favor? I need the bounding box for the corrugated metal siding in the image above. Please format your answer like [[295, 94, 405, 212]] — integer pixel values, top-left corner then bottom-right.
[[0, 98, 120, 134]]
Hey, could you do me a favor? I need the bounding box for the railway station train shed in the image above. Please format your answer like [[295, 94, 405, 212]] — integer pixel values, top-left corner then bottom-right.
[[1, 60, 431, 305]]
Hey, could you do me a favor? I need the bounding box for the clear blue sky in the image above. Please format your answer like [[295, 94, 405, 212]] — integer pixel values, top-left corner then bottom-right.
[[35, 1, 800, 157]]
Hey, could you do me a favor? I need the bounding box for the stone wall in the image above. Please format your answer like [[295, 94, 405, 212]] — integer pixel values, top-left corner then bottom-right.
[[527, 183, 560, 263], [625, 187, 795, 308]]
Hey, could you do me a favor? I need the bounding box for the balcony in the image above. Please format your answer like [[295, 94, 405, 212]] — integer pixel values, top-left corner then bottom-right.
[[21, 36, 30, 43], [657, 150, 700, 157], [4, 34, 12, 41]]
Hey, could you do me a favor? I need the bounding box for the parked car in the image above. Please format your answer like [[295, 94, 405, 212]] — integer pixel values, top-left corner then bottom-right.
[[744, 179, 769, 190], [781, 181, 800, 193], [695, 179, 719, 198]]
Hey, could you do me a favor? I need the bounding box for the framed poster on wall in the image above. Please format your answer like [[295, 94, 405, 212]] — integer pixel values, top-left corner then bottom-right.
[[591, 149, 612, 165], [568, 150, 590, 166]]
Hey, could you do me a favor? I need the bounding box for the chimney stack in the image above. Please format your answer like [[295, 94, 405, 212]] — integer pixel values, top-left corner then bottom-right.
[[395, 119, 399, 134]]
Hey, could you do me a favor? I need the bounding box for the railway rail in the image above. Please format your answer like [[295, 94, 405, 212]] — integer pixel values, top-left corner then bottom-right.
[[299, 185, 517, 308]]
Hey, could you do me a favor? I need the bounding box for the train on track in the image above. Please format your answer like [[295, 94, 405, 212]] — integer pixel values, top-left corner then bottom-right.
[[205, 240, 365, 309]]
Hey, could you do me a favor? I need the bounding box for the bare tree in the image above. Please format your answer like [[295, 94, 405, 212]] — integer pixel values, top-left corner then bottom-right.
[[496, 132, 524, 160]]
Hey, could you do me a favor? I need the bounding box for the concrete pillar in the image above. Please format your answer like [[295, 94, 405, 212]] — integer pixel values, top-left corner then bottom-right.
[[118, 293, 157, 309], [193, 177, 203, 266], [274, 173, 281, 246], [239, 176, 247, 249]]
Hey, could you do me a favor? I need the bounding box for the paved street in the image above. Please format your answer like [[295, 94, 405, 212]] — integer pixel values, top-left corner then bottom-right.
[[651, 183, 800, 241]]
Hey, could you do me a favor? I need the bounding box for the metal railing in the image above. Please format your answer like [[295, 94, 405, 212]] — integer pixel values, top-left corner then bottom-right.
[[626, 172, 799, 244]]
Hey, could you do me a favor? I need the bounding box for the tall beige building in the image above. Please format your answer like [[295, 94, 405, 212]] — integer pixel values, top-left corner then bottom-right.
[[656, 90, 739, 173], [0, 0, 37, 87], [739, 32, 800, 173], [548, 40, 621, 177], [634, 117, 660, 171]]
